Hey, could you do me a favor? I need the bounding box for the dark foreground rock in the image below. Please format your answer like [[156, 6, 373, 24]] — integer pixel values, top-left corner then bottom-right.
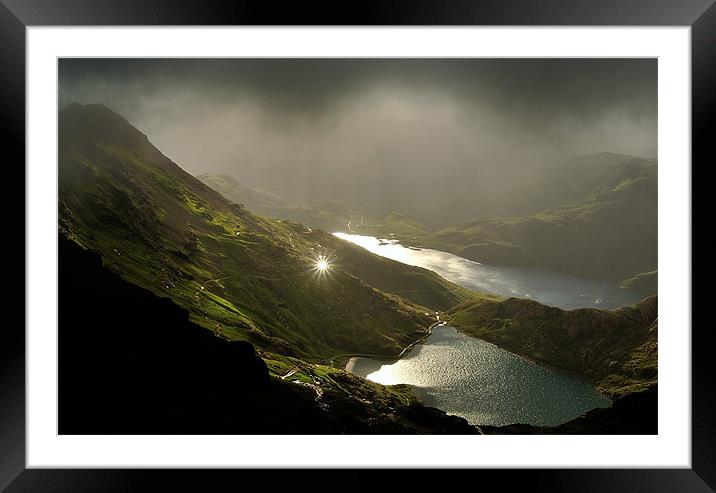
[[481, 385, 658, 435], [59, 234, 476, 434]]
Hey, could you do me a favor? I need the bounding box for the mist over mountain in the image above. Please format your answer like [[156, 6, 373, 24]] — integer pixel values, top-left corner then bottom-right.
[[59, 58, 656, 229]]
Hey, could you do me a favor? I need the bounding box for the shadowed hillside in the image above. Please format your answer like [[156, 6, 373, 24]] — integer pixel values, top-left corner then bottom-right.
[[59, 103, 472, 363]]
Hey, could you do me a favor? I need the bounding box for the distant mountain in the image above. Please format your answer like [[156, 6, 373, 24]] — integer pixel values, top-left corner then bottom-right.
[[434, 155, 657, 289], [58, 103, 472, 364], [196, 173, 351, 233], [531, 152, 657, 209], [363, 153, 657, 293], [446, 295, 658, 399], [620, 270, 658, 295], [357, 211, 429, 238]]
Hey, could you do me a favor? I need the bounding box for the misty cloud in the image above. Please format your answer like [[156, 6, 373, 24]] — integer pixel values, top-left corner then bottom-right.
[[58, 58, 656, 226]]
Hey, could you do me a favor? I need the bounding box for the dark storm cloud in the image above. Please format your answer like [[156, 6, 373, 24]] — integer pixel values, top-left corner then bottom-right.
[[58, 58, 657, 226], [59, 58, 656, 121]]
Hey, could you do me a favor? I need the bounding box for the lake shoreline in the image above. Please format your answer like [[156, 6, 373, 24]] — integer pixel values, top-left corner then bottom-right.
[[330, 319, 442, 369], [341, 320, 613, 408]]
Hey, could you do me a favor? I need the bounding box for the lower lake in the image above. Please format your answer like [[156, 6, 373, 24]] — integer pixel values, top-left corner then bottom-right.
[[347, 325, 611, 427]]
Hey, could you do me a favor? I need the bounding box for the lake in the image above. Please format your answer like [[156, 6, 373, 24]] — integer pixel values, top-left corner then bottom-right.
[[333, 232, 643, 310], [347, 325, 611, 427], [334, 232, 636, 427]]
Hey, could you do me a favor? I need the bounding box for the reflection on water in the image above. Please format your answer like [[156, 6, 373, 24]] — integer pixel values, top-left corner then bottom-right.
[[349, 326, 611, 427], [333, 232, 642, 310]]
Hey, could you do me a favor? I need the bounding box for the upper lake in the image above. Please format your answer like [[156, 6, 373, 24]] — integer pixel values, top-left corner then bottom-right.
[[333, 233, 642, 310]]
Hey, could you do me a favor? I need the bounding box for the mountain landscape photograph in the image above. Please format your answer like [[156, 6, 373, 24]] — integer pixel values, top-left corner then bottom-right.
[[58, 58, 658, 435]]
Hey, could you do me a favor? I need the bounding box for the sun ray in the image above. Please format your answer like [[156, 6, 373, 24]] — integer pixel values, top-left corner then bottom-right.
[[310, 254, 334, 279]]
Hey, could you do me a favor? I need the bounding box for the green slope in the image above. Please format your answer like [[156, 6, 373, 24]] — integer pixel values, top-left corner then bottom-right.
[[58, 103, 472, 362], [357, 212, 429, 239], [446, 295, 658, 399], [197, 172, 351, 234]]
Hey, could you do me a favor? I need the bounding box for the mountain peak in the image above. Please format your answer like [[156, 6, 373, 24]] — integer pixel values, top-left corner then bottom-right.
[[59, 102, 149, 149], [61, 101, 123, 119]]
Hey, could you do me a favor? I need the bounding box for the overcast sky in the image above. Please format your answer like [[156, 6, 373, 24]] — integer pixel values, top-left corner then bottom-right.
[[59, 58, 656, 219]]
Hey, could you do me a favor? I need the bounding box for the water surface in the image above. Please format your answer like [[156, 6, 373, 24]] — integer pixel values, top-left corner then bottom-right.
[[334, 232, 642, 310], [348, 325, 611, 427]]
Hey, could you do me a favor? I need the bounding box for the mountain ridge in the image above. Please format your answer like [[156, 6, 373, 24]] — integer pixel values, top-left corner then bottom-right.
[[59, 103, 473, 362]]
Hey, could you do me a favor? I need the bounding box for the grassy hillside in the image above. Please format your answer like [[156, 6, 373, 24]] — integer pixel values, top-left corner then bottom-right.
[[195, 176, 474, 309], [357, 212, 429, 239], [197, 172, 351, 234], [58, 103, 472, 363], [446, 295, 658, 399]]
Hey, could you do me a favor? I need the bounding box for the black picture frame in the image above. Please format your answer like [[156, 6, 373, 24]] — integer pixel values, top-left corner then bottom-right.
[[1, 0, 712, 489]]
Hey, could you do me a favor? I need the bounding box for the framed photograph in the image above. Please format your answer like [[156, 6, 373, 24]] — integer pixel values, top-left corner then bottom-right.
[[2, 0, 712, 489]]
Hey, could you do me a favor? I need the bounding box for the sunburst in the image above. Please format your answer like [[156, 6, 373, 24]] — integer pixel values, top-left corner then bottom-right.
[[311, 254, 334, 278], [316, 257, 330, 272]]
